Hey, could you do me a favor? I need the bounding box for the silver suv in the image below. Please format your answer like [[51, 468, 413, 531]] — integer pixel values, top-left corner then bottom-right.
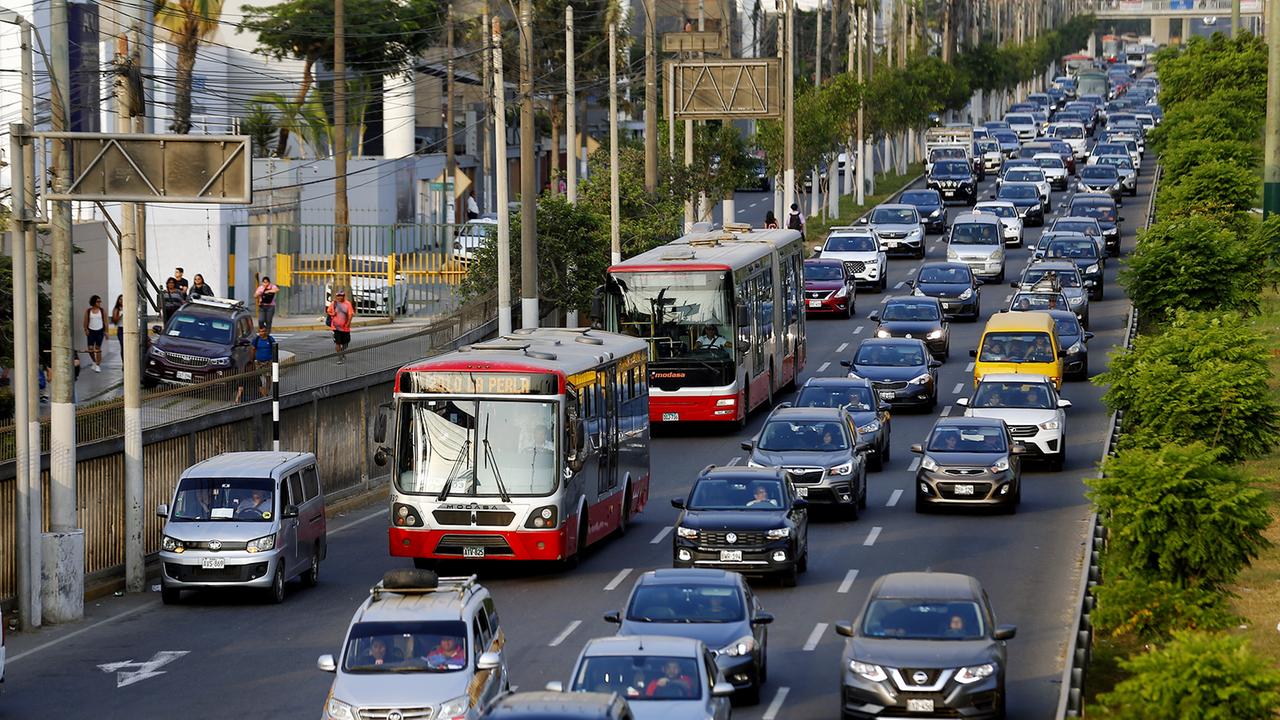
[[319, 570, 509, 720], [742, 406, 871, 518]]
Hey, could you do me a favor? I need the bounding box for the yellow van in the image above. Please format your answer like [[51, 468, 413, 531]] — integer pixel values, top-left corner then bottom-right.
[[970, 311, 1063, 388]]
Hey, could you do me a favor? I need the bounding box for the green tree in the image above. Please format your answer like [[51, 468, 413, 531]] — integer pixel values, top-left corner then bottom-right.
[[1095, 311, 1280, 461], [1091, 574, 1236, 642], [1147, 89, 1265, 156], [1120, 216, 1266, 319], [1093, 631, 1280, 720], [1152, 33, 1268, 112], [240, 102, 279, 158], [154, 0, 225, 134], [1156, 160, 1260, 219], [579, 141, 686, 258], [1159, 138, 1262, 180]]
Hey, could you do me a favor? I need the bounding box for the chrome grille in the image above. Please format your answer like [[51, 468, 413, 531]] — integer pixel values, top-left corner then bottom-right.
[[805, 290, 831, 300], [843, 260, 866, 274], [184, 540, 247, 551], [878, 232, 906, 239], [165, 352, 213, 369], [943, 468, 985, 475], [700, 530, 768, 547], [358, 708, 434, 720], [1008, 425, 1038, 437], [871, 381, 908, 390]]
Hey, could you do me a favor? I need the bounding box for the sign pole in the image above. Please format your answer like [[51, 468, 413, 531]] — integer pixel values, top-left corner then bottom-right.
[[493, 18, 513, 335], [610, 21, 622, 264], [8, 122, 37, 631]]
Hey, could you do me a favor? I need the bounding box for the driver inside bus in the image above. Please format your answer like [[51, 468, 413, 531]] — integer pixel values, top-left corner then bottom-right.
[[695, 324, 728, 350]]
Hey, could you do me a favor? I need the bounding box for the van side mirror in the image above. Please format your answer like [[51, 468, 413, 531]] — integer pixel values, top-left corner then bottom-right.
[[545, 681, 565, 692], [840, 360, 853, 367], [156, 503, 169, 518], [712, 681, 736, 697], [282, 504, 300, 519], [955, 397, 969, 407], [995, 624, 1018, 640], [317, 654, 337, 672], [374, 447, 389, 467], [477, 651, 502, 671], [910, 443, 924, 454], [752, 612, 775, 625], [603, 610, 622, 624], [969, 349, 978, 357], [373, 402, 391, 443], [1057, 398, 1073, 409]]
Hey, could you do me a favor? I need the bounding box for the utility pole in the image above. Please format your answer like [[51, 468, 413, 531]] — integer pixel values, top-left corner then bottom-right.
[[49, 0, 76, 533], [446, 2, 456, 220], [846, 0, 855, 200], [855, 2, 865, 206], [864, 0, 875, 197], [783, 0, 796, 216], [566, 6, 577, 203], [493, 18, 513, 334], [1265, 0, 1280, 217], [811, 5, 822, 219], [1232, 0, 1241, 37], [644, 0, 658, 192], [519, 0, 538, 327], [609, 21, 622, 264], [334, 0, 350, 293], [483, 0, 493, 213]]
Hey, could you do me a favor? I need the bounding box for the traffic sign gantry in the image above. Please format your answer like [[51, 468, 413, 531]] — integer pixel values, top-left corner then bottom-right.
[[669, 59, 783, 120]]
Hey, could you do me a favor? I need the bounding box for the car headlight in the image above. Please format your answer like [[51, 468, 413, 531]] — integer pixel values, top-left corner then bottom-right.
[[210, 356, 232, 367], [876, 328, 892, 338], [921, 455, 938, 471], [676, 526, 698, 540], [947, 249, 959, 260], [829, 461, 854, 476], [438, 695, 471, 720], [720, 636, 757, 657], [150, 348, 167, 359], [989, 457, 1011, 473], [850, 660, 888, 682], [912, 287, 926, 297], [766, 527, 791, 540], [908, 228, 923, 238], [1039, 419, 1061, 430], [959, 287, 974, 300], [858, 420, 881, 434], [927, 329, 943, 340], [955, 663, 996, 684], [326, 697, 357, 720], [246, 534, 276, 553], [161, 535, 184, 553], [908, 373, 932, 385], [1069, 341, 1086, 354], [1068, 295, 1084, 308], [930, 208, 944, 218], [835, 286, 849, 298], [1084, 263, 1100, 274]]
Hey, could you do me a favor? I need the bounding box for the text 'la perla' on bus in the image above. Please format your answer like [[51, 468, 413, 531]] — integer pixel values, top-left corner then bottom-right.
[[593, 224, 807, 426], [372, 327, 651, 568]]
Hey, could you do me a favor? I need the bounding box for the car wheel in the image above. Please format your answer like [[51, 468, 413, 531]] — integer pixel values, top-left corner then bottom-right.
[[142, 375, 160, 389], [780, 564, 798, 588], [917, 243, 926, 259], [798, 547, 809, 573], [616, 484, 631, 537], [1052, 445, 1067, 472], [858, 474, 868, 509], [1015, 479, 1023, 505], [302, 549, 320, 588], [160, 582, 181, 605], [878, 275, 887, 293], [846, 494, 860, 521], [927, 390, 938, 412], [737, 385, 750, 431], [741, 682, 762, 706], [915, 494, 929, 513], [870, 450, 884, 472], [266, 566, 286, 604], [881, 431, 891, 463], [846, 300, 855, 319]]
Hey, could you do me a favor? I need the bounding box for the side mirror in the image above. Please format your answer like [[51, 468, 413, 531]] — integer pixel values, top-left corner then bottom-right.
[[840, 360, 853, 367], [1118, 216, 1126, 222], [374, 447, 389, 467], [994, 624, 1018, 640], [867, 311, 880, 321], [156, 503, 169, 518], [1057, 348, 1067, 358], [740, 441, 753, 451], [603, 610, 622, 624], [545, 681, 565, 692], [1084, 332, 1095, 341], [589, 292, 604, 322], [955, 397, 970, 407], [151, 324, 163, 335], [857, 217, 868, 224], [812, 245, 823, 256], [282, 504, 300, 519], [317, 654, 337, 672], [856, 442, 871, 453], [792, 497, 809, 509], [969, 349, 978, 357], [1011, 443, 1028, 455], [834, 622, 855, 637], [905, 280, 915, 288], [989, 193, 997, 199], [910, 443, 924, 454], [776, 402, 793, 409], [1009, 281, 1019, 288], [1057, 398, 1073, 409], [671, 497, 686, 509], [752, 612, 775, 626], [477, 651, 502, 671], [712, 681, 736, 698], [372, 401, 391, 443], [974, 279, 985, 286], [928, 359, 942, 368]]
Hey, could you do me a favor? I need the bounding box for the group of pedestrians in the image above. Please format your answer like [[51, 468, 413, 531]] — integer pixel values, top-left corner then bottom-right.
[[159, 267, 216, 327], [763, 203, 807, 238]]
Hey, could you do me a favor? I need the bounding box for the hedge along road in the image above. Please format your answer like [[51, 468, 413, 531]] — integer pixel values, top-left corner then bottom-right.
[[0, 143, 1153, 720]]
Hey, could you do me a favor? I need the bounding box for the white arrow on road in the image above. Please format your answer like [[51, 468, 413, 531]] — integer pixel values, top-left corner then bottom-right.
[[98, 650, 189, 688]]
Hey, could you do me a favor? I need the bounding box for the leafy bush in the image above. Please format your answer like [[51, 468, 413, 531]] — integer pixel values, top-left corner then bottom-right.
[[1147, 90, 1266, 156], [1152, 33, 1268, 113], [1156, 160, 1260, 220], [1093, 631, 1280, 720], [1092, 573, 1236, 642], [1158, 138, 1262, 181], [1096, 312, 1280, 461], [1120, 217, 1266, 319]]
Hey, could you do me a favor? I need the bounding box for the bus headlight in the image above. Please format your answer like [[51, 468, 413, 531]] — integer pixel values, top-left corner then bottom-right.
[[526, 505, 559, 529]]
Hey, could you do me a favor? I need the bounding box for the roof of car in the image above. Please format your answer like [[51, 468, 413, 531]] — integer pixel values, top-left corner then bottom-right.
[[805, 258, 844, 268], [982, 310, 1056, 332], [356, 574, 487, 622], [581, 635, 704, 658], [635, 568, 741, 587], [858, 336, 931, 348], [952, 212, 1003, 225], [766, 406, 850, 422], [802, 375, 874, 389], [182, 451, 313, 478], [1053, 216, 1101, 226], [699, 465, 786, 482], [1027, 259, 1079, 272], [487, 691, 625, 717], [883, 295, 941, 305], [873, 203, 913, 212], [869, 572, 982, 601], [1068, 193, 1116, 205], [978, 372, 1053, 384]]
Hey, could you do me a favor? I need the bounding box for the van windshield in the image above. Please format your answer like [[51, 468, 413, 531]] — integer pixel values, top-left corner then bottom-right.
[[171, 477, 275, 522], [950, 223, 1000, 245], [342, 621, 468, 673], [979, 331, 1056, 363]]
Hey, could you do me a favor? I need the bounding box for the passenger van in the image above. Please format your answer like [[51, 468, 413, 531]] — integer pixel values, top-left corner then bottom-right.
[[970, 312, 1063, 389], [157, 451, 327, 604], [947, 213, 1006, 282]]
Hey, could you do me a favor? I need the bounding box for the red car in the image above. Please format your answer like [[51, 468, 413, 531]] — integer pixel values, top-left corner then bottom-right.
[[803, 258, 857, 318]]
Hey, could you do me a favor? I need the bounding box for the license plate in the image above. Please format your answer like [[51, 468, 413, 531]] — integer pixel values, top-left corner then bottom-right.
[[463, 546, 485, 558], [176, 370, 193, 381], [943, 191, 955, 197], [719, 550, 743, 562], [795, 486, 808, 497], [200, 557, 225, 569], [662, 412, 680, 422], [879, 390, 895, 400], [907, 699, 935, 713], [954, 484, 975, 496], [808, 299, 823, 308]]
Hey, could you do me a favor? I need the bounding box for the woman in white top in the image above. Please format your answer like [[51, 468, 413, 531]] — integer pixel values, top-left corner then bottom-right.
[[84, 295, 106, 372]]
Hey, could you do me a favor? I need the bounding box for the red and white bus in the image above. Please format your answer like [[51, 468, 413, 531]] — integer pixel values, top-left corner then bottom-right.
[[598, 226, 807, 425], [376, 327, 651, 566]]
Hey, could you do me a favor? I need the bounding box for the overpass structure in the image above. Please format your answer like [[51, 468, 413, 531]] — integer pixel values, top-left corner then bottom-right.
[[1091, 0, 1264, 42]]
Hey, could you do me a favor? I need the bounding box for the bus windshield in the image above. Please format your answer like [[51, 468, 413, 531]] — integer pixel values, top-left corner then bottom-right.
[[610, 270, 733, 364], [395, 399, 558, 498]]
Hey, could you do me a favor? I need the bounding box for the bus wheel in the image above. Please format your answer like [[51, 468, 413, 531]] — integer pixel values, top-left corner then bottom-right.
[[766, 367, 775, 408], [737, 385, 750, 430], [616, 485, 631, 537]]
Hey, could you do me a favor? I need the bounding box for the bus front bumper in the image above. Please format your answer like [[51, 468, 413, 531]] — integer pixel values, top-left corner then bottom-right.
[[389, 526, 569, 561], [649, 392, 741, 423]]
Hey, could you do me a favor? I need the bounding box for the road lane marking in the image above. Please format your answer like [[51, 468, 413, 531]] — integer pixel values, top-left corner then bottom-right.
[[549, 620, 582, 647], [803, 623, 829, 651], [853, 325, 865, 335], [952, 382, 964, 395], [819, 361, 830, 372], [893, 281, 905, 289], [908, 458, 920, 471], [6, 600, 161, 665], [905, 267, 917, 275], [330, 506, 389, 536], [762, 687, 791, 720], [836, 342, 848, 353], [887, 489, 903, 507], [650, 526, 673, 544], [837, 569, 860, 594], [727, 456, 742, 466], [98, 650, 190, 688], [604, 568, 633, 591], [1004, 293, 1013, 302], [940, 405, 953, 417], [965, 361, 975, 372], [863, 526, 882, 546]]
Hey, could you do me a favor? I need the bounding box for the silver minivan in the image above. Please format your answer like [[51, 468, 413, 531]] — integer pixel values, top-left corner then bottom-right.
[[946, 213, 1007, 283], [157, 451, 327, 604]]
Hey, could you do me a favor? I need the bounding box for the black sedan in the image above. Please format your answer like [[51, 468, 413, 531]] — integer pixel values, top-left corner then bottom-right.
[[835, 572, 1017, 720], [993, 183, 1043, 227], [912, 417, 1024, 513], [671, 467, 810, 588], [793, 376, 892, 470], [606, 567, 775, 703], [841, 338, 940, 411], [1066, 193, 1124, 257], [908, 262, 983, 322], [1040, 234, 1105, 299], [927, 160, 977, 205], [1049, 309, 1093, 380], [869, 296, 950, 360], [899, 189, 947, 234]]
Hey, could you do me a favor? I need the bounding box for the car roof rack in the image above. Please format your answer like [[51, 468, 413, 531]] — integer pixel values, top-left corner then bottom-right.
[[370, 570, 479, 601], [188, 296, 246, 311]]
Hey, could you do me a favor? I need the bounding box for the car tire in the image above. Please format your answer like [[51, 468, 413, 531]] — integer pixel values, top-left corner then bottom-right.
[[616, 484, 631, 538], [780, 564, 798, 588], [741, 682, 762, 706], [302, 549, 320, 588], [798, 547, 809, 573], [870, 451, 884, 472], [915, 494, 928, 513], [881, 431, 891, 464], [1015, 479, 1023, 505], [917, 243, 926, 260], [846, 495, 860, 521], [858, 474, 868, 509], [737, 385, 750, 431], [266, 566, 286, 604], [878, 274, 887, 293], [1052, 446, 1067, 472], [160, 582, 181, 605], [142, 375, 160, 389]]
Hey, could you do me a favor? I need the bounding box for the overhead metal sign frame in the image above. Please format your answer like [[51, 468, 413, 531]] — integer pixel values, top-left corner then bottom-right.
[[670, 59, 783, 120], [662, 31, 726, 54], [38, 132, 252, 204]]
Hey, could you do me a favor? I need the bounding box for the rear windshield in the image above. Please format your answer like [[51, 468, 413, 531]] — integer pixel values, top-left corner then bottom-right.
[[979, 331, 1055, 363]]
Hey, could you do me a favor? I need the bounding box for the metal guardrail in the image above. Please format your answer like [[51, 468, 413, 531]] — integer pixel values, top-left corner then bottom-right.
[[1056, 164, 1160, 717], [1092, 0, 1262, 15]]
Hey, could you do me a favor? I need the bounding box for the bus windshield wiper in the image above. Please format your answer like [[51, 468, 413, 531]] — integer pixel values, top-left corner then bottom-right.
[[438, 436, 472, 502], [481, 416, 512, 503]]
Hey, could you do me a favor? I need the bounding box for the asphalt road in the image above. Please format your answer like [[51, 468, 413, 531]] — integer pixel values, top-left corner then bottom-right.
[[1, 143, 1153, 720]]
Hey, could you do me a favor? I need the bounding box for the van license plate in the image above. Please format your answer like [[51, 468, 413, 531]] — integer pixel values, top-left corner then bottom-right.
[[662, 413, 679, 422], [463, 546, 485, 558], [719, 550, 742, 562], [954, 484, 975, 495], [176, 371, 193, 381], [200, 558, 225, 569], [907, 699, 934, 712]]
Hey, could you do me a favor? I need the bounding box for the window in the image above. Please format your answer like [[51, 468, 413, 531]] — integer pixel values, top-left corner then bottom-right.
[[302, 465, 321, 501], [483, 597, 501, 638], [287, 473, 303, 509]]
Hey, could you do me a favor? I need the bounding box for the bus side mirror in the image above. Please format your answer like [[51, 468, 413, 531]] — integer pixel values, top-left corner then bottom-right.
[[589, 287, 604, 323], [373, 402, 391, 444], [736, 305, 751, 328]]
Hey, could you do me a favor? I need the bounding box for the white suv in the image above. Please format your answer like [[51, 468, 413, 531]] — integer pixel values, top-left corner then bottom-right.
[[957, 374, 1071, 470], [817, 227, 887, 293]]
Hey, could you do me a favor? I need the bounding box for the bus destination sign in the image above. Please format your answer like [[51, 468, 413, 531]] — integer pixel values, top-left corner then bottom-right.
[[402, 371, 560, 396]]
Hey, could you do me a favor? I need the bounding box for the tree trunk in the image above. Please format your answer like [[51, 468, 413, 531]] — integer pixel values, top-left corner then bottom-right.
[[276, 57, 316, 158], [550, 96, 561, 195], [171, 22, 200, 134]]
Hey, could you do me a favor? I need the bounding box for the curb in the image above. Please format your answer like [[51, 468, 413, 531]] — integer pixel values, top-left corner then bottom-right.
[[273, 317, 396, 333]]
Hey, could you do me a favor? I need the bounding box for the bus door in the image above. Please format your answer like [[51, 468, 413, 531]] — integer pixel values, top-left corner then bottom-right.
[[598, 369, 620, 526]]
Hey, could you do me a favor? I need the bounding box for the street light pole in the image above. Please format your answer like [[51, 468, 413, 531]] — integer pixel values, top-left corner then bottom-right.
[[609, 21, 622, 264], [783, 0, 795, 216], [644, 0, 658, 193], [493, 18, 513, 335], [519, 0, 539, 328], [1265, 0, 1280, 217]]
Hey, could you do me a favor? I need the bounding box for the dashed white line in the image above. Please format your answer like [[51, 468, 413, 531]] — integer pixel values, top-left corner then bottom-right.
[[887, 489, 903, 507], [853, 325, 865, 335], [1004, 293, 1013, 302], [952, 382, 964, 395], [727, 456, 742, 466], [905, 267, 917, 274], [836, 342, 848, 353], [863, 526, 883, 546], [803, 622, 829, 651], [650, 526, 673, 544], [818, 361, 831, 372], [549, 620, 582, 647], [940, 405, 953, 417], [965, 361, 975, 372], [893, 281, 905, 289], [837, 569, 860, 594], [762, 687, 791, 720], [604, 568, 633, 591], [908, 458, 920, 471]]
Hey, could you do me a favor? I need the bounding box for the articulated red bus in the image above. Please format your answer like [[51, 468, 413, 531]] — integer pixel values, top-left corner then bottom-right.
[[377, 327, 651, 566], [599, 226, 807, 425]]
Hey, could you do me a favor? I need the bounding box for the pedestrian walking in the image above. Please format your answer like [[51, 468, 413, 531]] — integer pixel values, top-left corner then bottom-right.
[[83, 295, 106, 372], [159, 277, 186, 327], [255, 276, 279, 333], [465, 190, 480, 221], [189, 273, 215, 299], [327, 289, 355, 364], [786, 203, 806, 239], [173, 267, 189, 293], [764, 210, 779, 229], [235, 323, 276, 402], [111, 294, 125, 357]]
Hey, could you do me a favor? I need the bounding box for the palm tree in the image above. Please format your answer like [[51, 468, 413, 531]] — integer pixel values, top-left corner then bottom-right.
[[154, 0, 225, 134]]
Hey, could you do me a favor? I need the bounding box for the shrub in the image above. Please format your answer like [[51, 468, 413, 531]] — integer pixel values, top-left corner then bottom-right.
[[1091, 573, 1236, 642], [1120, 216, 1266, 319], [1147, 90, 1265, 156], [1159, 139, 1262, 181], [1156, 160, 1260, 220]]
